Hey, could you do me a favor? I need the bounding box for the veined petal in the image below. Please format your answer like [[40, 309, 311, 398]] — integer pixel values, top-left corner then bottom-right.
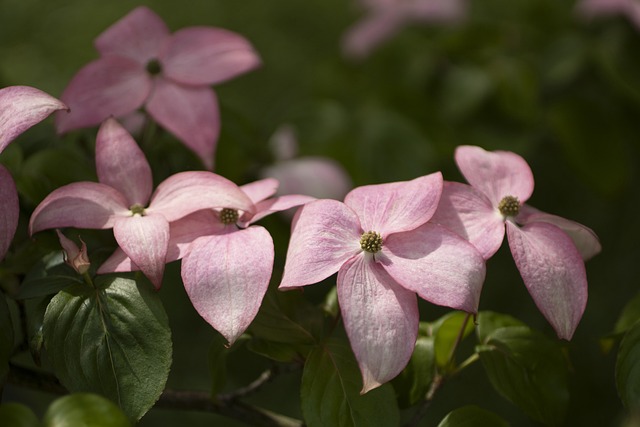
[[506, 221, 588, 340], [518, 205, 601, 261], [148, 171, 254, 222], [0, 86, 68, 154], [382, 223, 485, 313], [344, 172, 443, 236], [96, 118, 153, 206], [160, 27, 261, 86], [240, 178, 279, 204], [337, 255, 418, 393], [94, 6, 169, 63], [455, 145, 534, 207], [279, 200, 362, 289], [243, 194, 315, 226], [98, 210, 224, 273], [431, 181, 505, 260], [0, 166, 19, 261], [181, 226, 274, 345], [56, 57, 151, 134], [113, 213, 169, 289], [30, 182, 130, 234], [146, 79, 219, 170]]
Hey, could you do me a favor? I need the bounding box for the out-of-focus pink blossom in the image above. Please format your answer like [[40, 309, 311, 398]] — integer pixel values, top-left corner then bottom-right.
[[55, 6, 261, 170], [280, 173, 485, 393], [30, 118, 254, 289], [343, 0, 466, 59], [0, 86, 68, 262], [577, 0, 640, 29], [431, 145, 601, 340]]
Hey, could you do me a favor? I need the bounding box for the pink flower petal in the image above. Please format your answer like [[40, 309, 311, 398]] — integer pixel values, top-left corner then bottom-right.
[[279, 200, 362, 289], [342, 12, 404, 59], [29, 182, 130, 234], [506, 221, 588, 340], [160, 27, 261, 86], [430, 181, 505, 260], [146, 79, 219, 170], [344, 172, 443, 236], [244, 194, 315, 226], [95, 118, 153, 206], [240, 178, 279, 204], [455, 145, 535, 207], [0, 86, 68, 153], [382, 223, 485, 313], [518, 205, 601, 261], [94, 6, 170, 63], [0, 166, 19, 261], [337, 254, 418, 393], [113, 213, 169, 289], [56, 57, 152, 134], [181, 226, 274, 345], [148, 171, 255, 222]]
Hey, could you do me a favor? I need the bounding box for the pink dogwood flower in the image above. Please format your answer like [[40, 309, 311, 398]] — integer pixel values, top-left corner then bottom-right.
[[0, 86, 68, 261], [29, 118, 254, 289], [577, 0, 640, 29], [279, 173, 486, 393], [343, 0, 466, 59], [431, 145, 601, 340], [55, 6, 261, 170], [99, 178, 313, 344]]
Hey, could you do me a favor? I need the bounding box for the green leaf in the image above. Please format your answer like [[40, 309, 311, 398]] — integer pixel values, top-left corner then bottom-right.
[[0, 403, 40, 427], [433, 312, 475, 368], [43, 277, 172, 421], [43, 393, 131, 427], [392, 336, 435, 408], [475, 311, 524, 344], [437, 405, 510, 427], [247, 338, 305, 363], [301, 339, 399, 427], [209, 334, 228, 395], [476, 326, 568, 426], [0, 292, 14, 380], [16, 252, 83, 300], [616, 320, 640, 409], [614, 292, 640, 336]]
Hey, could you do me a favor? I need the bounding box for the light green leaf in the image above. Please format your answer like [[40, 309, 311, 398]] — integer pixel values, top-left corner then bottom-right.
[[0, 403, 40, 427], [475, 311, 524, 344], [43, 393, 131, 427], [392, 336, 435, 408], [433, 311, 475, 368]]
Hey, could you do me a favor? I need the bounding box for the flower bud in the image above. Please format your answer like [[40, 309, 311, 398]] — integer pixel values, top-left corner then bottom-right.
[[56, 230, 90, 275]]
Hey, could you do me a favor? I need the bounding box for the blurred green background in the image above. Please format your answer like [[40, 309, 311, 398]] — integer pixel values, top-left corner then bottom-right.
[[0, 0, 638, 425]]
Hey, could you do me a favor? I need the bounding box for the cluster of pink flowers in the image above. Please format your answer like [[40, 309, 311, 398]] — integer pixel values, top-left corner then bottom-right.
[[0, 6, 601, 395]]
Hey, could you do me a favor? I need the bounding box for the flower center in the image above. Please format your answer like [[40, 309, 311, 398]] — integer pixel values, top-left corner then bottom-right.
[[220, 208, 239, 225], [130, 204, 146, 216], [146, 58, 162, 76], [498, 195, 520, 217], [360, 231, 383, 253]]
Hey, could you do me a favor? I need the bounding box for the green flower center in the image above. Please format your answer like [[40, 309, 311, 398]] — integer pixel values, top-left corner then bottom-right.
[[130, 204, 146, 216], [360, 231, 383, 253], [498, 195, 520, 217], [146, 59, 162, 76], [220, 208, 239, 225]]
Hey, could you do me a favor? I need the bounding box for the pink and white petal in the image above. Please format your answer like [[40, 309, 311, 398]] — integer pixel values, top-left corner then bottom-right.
[[517, 205, 601, 261], [382, 223, 485, 313], [98, 248, 138, 274], [148, 171, 254, 222], [182, 226, 274, 345], [0, 86, 68, 153], [94, 6, 169, 63], [0, 166, 19, 261], [279, 200, 363, 289], [113, 213, 169, 289], [431, 181, 505, 260], [240, 178, 279, 204], [146, 79, 219, 170], [243, 194, 315, 226], [56, 57, 151, 134], [342, 12, 404, 60], [344, 172, 443, 236], [455, 145, 535, 207], [30, 182, 130, 234], [160, 27, 261, 86], [337, 255, 418, 393], [506, 221, 588, 340], [96, 118, 152, 206]]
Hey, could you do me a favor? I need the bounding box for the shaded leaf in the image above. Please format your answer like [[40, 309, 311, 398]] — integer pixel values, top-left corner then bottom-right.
[[209, 334, 228, 395], [0, 402, 40, 427], [616, 320, 640, 409], [392, 336, 435, 408], [16, 252, 82, 300], [437, 405, 510, 427], [0, 292, 13, 380]]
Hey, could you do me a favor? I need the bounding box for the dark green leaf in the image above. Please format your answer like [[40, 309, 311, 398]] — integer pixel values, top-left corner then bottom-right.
[[0, 292, 14, 380], [439, 66, 493, 119], [392, 336, 435, 408], [433, 312, 475, 368], [616, 320, 640, 409], [43, 277, 172, 421], [301, 339, 399, 427], [437, 405, 510, 427], [16, 252, 83, 300], [43, 393, 131, 427], [475, 311, 524, 344], [476, 326, 568, 426], [209, 334, 228, 395], [247, 338, 306, 363], [0, 402, 40, 427]]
